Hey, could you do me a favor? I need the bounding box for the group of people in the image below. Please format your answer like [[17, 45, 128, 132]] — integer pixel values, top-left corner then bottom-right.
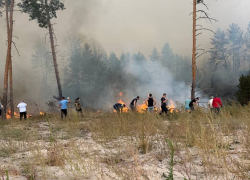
[[59, 97, 83, 119], [0, 93, 223, 120], [184, 95, 223, 113], [113, 93, 169, 114]]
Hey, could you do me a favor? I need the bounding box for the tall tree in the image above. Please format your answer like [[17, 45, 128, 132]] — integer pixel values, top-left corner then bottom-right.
[[1, 0, 15, 119], [149, 47, 161, 62], [227, 23, 243, 83], [244, 22, 250, 69], [161, 43, 174, 68], [210, 29, 229, 70], [18, 0, 65, 99], [191, 0, 197, 100], [237, 73, 250, 105]]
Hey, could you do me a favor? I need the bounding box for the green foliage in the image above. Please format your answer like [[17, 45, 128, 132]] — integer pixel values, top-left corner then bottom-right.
[[18, 0, 65, 28], [237, 73, 250, 105]]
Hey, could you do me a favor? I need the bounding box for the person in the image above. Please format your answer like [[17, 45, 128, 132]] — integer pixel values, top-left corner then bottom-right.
[[59, 97, 71, 119], [160, 93, 168, 115], [145, 93, 156, 113], [0, 102, 3, 117], [207, 96, 214, 111], [185, 98, 191, 111], [75, 97, 83, 116], [17, 101, 27, 120], [130, 96, 139, 111], [212, 95, 222, 114], [113, 103, 126, 113], [189, 97, 199, 110]]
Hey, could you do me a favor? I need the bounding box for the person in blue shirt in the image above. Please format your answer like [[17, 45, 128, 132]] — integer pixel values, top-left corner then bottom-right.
[[185, 98, 191, 111], [59, 97, 71, 119]]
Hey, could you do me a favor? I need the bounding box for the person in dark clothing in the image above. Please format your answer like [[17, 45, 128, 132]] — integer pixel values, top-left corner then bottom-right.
[[189, 97, 199, 110], [0, 103, 3, 117], [160, 93, 168, 115], [130, 96, 140, 111], [75, 97, 83, 117], [113, 103, 126, 113], [145, 93, 156, 113]]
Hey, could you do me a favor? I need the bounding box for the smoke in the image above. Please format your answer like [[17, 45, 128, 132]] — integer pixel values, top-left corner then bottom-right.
[[123, 60, 190, 106], [0, 0, 249, 111]]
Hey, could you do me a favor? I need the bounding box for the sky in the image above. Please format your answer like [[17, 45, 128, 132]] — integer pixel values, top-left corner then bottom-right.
[[0, 0, 250, 105]]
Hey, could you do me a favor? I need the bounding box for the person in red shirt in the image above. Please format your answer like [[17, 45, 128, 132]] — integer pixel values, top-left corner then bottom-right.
[[212, 95, 222, 114]]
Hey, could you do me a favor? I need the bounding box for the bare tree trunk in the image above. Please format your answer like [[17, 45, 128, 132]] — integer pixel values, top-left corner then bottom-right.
[[48, 21, 62, 99], [2, 0, 14, 120], [9, 0, 14, 118], [191, 0, 197, 100], [45, 0, 62, 99]]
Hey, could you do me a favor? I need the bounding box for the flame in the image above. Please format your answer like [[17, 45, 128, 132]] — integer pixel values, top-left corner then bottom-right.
[[167, 99, 178, 113], [5, 110, 33, 119], [6, 110, 19, 119], [137, 103, 158, 113], [114, 92, 128, 113], [137, 103, 148, 113], [40, 111, 45, 115]]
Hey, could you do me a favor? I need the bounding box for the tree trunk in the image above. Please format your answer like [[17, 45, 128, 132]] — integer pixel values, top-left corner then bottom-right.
[[48, 21, 62, 99], [2, 0, 14, 120], [45, 0, 62, 99], [9, 0, 14, 118], [191, 0, 197, 100]]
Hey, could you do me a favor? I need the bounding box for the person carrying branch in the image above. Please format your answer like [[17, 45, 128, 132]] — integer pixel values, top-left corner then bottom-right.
[[145, 93, 156, 113], [59, 97, 70, 119], [17, 101, 27, 120], [160, 93, 168, 115], [130, 96, 140, 111], [113, 103, 126, 113]]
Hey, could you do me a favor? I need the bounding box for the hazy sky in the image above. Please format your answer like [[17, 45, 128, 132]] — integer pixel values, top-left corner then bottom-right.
[[1, 0, 250, 61], [0, 0, 250, 103]]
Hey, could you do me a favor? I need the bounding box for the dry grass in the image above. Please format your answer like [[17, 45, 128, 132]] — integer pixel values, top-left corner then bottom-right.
[[0, 105, 250, 179]]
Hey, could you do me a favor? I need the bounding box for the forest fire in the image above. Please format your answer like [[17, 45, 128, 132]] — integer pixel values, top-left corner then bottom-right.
[[114, 92, 128, 113], [40, 111, 45, 115], [137, 104, 158, 113], [6, 111, 19, 119], [167, 99, 178, 113]]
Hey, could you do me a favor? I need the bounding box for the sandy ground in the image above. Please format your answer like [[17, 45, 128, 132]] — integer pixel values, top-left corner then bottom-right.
[[0, 120, 245, 180]]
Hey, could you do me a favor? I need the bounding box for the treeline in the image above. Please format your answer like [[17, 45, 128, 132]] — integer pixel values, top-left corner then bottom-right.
[[206, 23, 250, 98], [61, 35, 191, 108]]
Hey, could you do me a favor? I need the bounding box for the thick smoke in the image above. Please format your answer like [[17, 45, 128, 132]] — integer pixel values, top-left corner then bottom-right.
[[122, 60, 190, 106]]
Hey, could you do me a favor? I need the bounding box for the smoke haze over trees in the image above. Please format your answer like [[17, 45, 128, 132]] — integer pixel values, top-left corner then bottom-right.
[[0, 0, 250, 111]]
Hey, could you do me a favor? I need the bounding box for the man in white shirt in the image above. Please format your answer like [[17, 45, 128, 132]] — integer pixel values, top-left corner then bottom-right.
[[207, 96, 214, 111], [17, 101, 27, 120]]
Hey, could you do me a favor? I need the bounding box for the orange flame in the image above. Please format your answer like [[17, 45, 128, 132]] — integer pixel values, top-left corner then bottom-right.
[[167, 99, 178, 113], [114, 92, 128, 113], [40, 111, 45, 115]]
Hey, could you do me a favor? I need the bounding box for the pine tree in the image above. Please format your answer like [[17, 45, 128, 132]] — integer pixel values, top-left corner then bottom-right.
[[237, 73, 250, 105], [161, 43, 174, 69], [149, 47, 161, 62], [210, 29, 229, 70], [227, 23, 243, 82], [18, 0, 65, 99]]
